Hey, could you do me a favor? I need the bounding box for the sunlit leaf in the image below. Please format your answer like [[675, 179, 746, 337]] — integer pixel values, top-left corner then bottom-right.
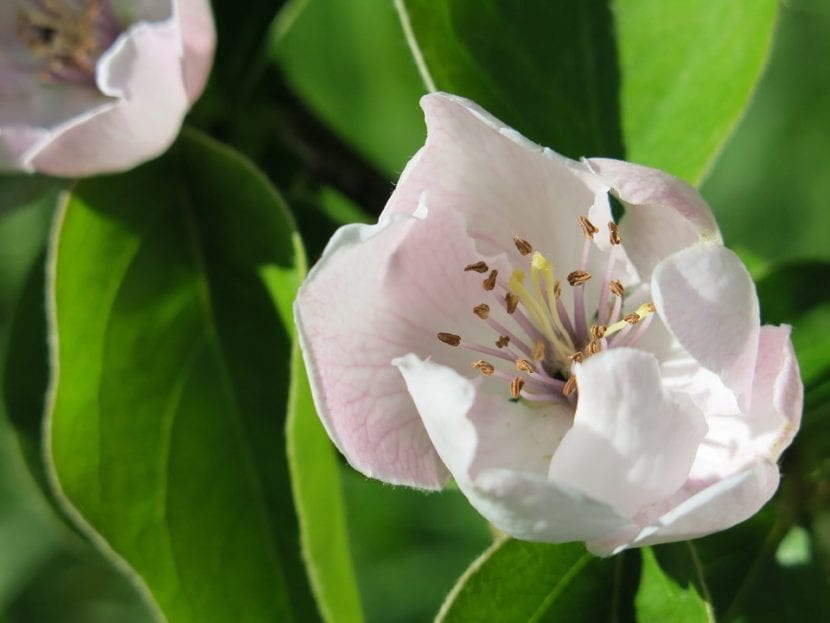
[[635, 547, 711, 623], [46, 130, 319, 622]]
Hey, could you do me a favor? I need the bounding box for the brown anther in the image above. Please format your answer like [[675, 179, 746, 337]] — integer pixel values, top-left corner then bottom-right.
[[554, 280, 562, 298], [464, 261, 489, 273], [473, 304, 490, 319], [516, 359, 536, 374], [496, 335, 510, 349], [569, 351, 585, 364], [644, 302, 657, 313], [567, 270, 591, 286], [513, 236, 533, 256], [608, 221, 621, 245], [584, 340, 602, 356], [624, 313, 640, 325], [483, 269, 498, 291], [510, 377, 525, 399], [563, 376, 578, 397], [590, 324, 607, 340], [609, 279, 624, 297], [472, 360, 495, 376], [578, 216, 599, 239], [437, 332, 462, 346], [532, 339, 546, 361], [505, 292, 519, 314]]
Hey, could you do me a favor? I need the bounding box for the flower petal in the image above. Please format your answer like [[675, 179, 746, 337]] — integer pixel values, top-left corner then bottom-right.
[[623, 460, 780, 549], [652, 244, 760, 408], [175, 0, 215, 101], [586, 158, 722, 280], [296, 193, 517, 489], [28, 18, 190, 176], [548, 348, 708, 517], [686, 325, 802, 484], [393, 354, 636, 543]]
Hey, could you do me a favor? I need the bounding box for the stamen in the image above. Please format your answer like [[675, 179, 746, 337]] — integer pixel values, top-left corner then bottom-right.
[[578, 216, 599, 239], [532, 339, 545, 361], [589, 324, 607, 340], [567, 270, 591, 286], [483, 270, 498, 291], [473, 304, 490, 319], [437, 332, 461, 346], [609, 280, 624, 297], [563, 376, 577, 397], [569, 352, 585, 364], [472, 360, 495, 376], [510, 377, 525, 399], [608, 221, 621, 245], [513, 236, 533, 256], [516, 359, 536, 374], [624, 313, 640, 324], [464, 261, 489, 273], [505, 292, 519, 314], [496, 335, 510, 349]]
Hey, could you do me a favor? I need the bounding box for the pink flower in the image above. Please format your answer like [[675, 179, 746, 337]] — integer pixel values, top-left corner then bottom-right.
[[0, 0, 215, 176], [294, 93, 802, 554]]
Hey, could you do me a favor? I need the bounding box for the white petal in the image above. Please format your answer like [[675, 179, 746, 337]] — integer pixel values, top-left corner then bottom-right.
[[586, 158, 722, 280], [394, 354, 636, 543], [652, 244, 760, 408], [549, 348, 708, 517]]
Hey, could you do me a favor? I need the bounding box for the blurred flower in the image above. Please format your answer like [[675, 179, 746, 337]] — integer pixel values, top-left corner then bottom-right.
[[294, 93, 802, 554], [0, 0, 214, 176]]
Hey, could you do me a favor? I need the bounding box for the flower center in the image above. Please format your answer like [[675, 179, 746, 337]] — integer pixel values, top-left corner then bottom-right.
[[15, 0, 119, 84], [437, 216, 656, 404]]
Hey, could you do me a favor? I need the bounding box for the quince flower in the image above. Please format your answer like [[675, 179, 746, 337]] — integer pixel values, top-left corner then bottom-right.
[[294, 93, 802, 554], [0, 0, 215, 176]]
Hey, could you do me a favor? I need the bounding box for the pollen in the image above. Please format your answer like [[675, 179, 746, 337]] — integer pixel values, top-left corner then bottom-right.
[[608, 221, 621, 245], [578, 216, 599, 239], [464, 261, 489, 273], [472, 360, 495, 376], [516, 359, 536, 374], [510, 377, 525, 399], [483, 270, 498, 291], [513, 236, 533, 255], [567, 270, 591, 286], [437, 332, 462, 346], [496, 335, 510, 348], [609, 280, 624, 297], [473, 304, 490, 319]]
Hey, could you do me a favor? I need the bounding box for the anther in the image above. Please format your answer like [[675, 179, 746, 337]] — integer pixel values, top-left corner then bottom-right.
[[472, 360, 495, 376], [473, 304, 490, 319], [513, 236, 533, 255], [516, 359, 536, 374], [590, 324, 607, 340], [483, 269, 498, 291], [505, 292, 519, 314], [624, 313, 640, 325], [510, 377, 525, 399], [608, 222, 621, 245], [464, 261, 489, 273], [578, 216, 599, 239], [569, 352, 585, 364], [496, 335, 510, 349], [563, 376, 578, 397], [567, 270, 591, 286], [554, 281, 562, 298], [643, 302, 657, 314], [584, 340, 602, 356], [437, 332, 462, 346], [532, 339, 545, 361], [609, 280, 624, 297]]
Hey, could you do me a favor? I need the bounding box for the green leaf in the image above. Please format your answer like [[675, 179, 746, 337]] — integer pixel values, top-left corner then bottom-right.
[[45, 130, 319, 622], [286, 340, 364, 623], [398, 0, 624, 159], [615, 0, 778, 184], [271, 0, 426, 176], [635, 547, 712, 623], [437, 538, 634, 622]]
